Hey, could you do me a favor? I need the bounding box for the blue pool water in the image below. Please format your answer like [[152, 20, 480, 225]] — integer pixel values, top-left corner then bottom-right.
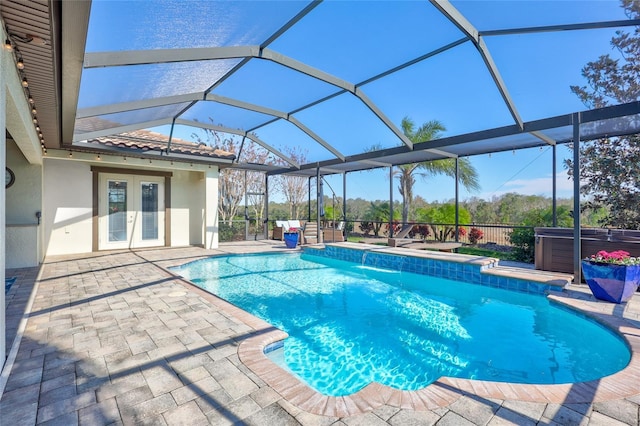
[[172, 252, 630, 396]]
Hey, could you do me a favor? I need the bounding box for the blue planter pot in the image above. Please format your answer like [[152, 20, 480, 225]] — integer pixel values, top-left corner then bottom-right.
[[581, 260, 640, 303], [284, 232, 299, 248]]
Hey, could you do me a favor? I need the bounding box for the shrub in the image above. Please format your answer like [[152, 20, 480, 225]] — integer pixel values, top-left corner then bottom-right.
[[469, 227, 484, 245], [219, 223, 238, 242], [509, 227, 535, 263], [344, 221, 354, 234], [416, 225, 430, 239], [457, 227, 468, 239], [359, 221, 374, 236], [384, 221, 401, 236], [409, 224, 430, 239]]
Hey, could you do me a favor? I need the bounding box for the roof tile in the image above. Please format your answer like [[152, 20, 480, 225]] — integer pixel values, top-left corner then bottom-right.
[[88, 130, 235, 160]]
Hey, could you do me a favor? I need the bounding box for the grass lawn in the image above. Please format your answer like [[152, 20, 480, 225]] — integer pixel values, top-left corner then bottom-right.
[[457, 246, 515, 260], [346, 237, 518, 261], [346, 236, 387, 245]]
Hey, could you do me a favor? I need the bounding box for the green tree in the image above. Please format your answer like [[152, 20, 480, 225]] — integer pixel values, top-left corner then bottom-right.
[[193, 128, 272, 226], [463, 197, 499, 224], [272, 147, 309, 219], [345, 197, 370, 221], [494, 193, 551, 224], [416, 204, 472, 242], [397, 116, 480, 224], [567, 0, 640, 228], [363, 201, 399, 237], [322, 195, 344, 226]]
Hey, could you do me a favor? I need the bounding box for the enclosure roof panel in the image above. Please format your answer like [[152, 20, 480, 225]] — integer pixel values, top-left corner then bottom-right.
[[17, 0, 634, 173]]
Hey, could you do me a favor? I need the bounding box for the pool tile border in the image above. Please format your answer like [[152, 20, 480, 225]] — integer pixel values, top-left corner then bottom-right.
[[304, 243, 570, 295]]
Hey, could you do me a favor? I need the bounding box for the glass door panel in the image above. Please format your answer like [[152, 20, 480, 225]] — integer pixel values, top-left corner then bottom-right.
[[132, 176, 164, 248], [99, 173, 164, 250], [100, 175, 134, 250], [108, 181, 128, 242], [141, 182, 159, 240]]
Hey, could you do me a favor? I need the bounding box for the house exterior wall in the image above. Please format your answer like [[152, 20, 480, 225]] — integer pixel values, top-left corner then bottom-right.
[[5, 139, 43, 267], [1, 38, 7, 366], [205, 169, 219, 249], [42, 155, 217, 255], [43, 158, 93, 255], [170, 169, 205, 247]]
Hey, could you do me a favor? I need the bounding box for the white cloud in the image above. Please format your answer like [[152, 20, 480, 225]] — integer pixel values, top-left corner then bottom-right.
[[478, 170, 575, 199]]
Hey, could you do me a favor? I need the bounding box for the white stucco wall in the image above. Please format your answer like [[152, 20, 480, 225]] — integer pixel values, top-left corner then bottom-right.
[[43, 158, 93, 255], [5, 139, 43, 267], [42, 155, 218, 254], [205, 169, 219, 249], [6, 139, 42, 225], [1, 38, 7, 366], [170, 169, 205, 247], [6, 225, 39, 268]]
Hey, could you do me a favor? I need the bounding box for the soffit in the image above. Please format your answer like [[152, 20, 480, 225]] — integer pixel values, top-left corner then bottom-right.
[[0, 0, 59, 148]]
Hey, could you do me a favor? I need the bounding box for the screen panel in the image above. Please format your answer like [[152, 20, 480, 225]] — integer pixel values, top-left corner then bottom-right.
[[364, 42, 515, 139], [74, 103, 190, 137], [270, 1, 464, 83], [180, 100, 275, 131], [213, 59, 338, 113], [86, 1, 310, 51], [78, 59, 241, 108], [453, 0, 631, 31]]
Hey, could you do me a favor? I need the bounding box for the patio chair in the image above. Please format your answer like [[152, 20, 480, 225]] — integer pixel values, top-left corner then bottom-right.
[[273, 220, 289, 240], [388, 224, 418, 247], [273, 220, 303, 241]]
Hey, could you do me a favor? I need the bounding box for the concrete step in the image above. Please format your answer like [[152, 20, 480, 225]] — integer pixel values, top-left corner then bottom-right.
[[485, 265, 573, 288]]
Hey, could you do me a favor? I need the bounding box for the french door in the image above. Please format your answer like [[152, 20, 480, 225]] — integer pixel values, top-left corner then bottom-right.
[[99, 173, 165, 249]]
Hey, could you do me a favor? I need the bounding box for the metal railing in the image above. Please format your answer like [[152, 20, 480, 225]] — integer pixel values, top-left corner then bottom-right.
[[343, 221, 533, 247], [251, 219, 534, 247], [218, 219, 274, 242]]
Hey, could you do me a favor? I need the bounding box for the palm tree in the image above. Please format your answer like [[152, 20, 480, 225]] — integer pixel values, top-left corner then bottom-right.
[[398, 116, 480, 224]]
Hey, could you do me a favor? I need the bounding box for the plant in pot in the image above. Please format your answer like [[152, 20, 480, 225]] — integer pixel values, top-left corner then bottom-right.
[[284, 227, 299, 248], [582, 250, 640, 303]]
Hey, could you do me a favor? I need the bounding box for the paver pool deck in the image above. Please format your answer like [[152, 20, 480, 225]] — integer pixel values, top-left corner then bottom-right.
[[1, 241, 640, 425]]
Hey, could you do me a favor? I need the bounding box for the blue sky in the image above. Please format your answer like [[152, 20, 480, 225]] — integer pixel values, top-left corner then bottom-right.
[[320, 145, 575, 205], [81, 0, 631, 203]]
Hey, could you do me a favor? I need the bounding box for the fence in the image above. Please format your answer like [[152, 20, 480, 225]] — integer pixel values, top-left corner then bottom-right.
[[344, 221, 533, 247], [218, 219, 267, 242], [221, 219, 534, 247]]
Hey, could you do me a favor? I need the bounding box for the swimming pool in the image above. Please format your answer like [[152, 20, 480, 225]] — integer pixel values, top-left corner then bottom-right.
[[172, 251, 630, 397]]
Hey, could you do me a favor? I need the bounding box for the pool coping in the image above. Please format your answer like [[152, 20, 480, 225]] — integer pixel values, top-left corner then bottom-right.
[[170, 247, 640, 417]]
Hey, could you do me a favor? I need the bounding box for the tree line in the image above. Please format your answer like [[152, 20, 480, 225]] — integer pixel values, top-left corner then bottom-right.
[[268, 192, 606, 228]]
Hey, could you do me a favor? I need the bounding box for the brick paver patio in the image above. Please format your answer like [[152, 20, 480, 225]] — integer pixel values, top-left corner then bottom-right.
[[1, 242, 639, 425]]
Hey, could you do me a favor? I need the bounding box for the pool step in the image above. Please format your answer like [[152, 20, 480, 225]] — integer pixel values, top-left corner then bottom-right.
[[486, 264, 573, 288], [303, 222, 318, 244]]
